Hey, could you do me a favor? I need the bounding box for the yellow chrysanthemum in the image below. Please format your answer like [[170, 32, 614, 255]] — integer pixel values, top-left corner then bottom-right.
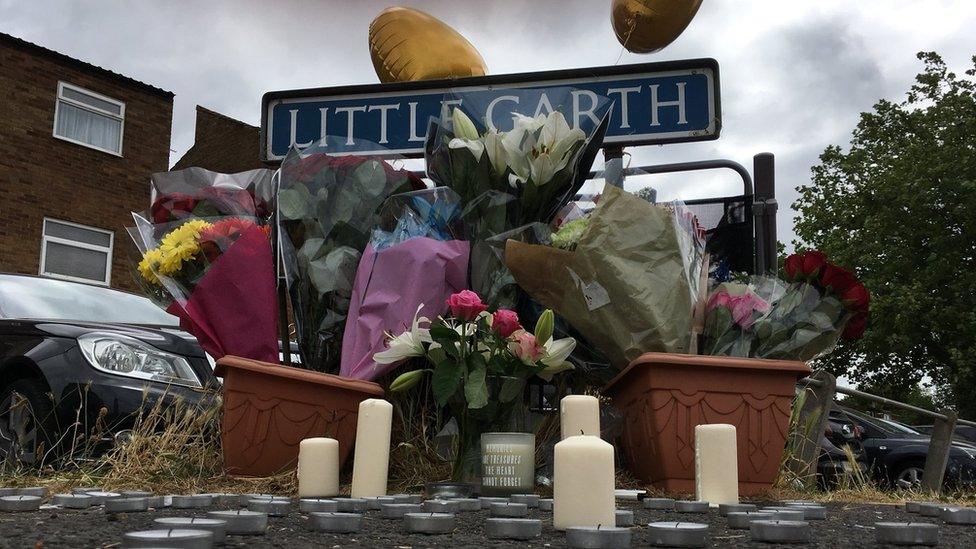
[[155, 219, 211, 277], [137, 248, 165, 285]]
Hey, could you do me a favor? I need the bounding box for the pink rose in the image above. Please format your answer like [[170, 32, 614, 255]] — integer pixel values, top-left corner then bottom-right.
[[706, 289, 732, 312], [728, 292, 770, 329], [492, 309, 522, 338], [445, 290, 487, 321], [508, 330, 545, 364]]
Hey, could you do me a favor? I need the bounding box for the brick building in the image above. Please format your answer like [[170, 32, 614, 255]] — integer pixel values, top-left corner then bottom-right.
[[0, 33, 173, 292], [173, 105, 263, 173]]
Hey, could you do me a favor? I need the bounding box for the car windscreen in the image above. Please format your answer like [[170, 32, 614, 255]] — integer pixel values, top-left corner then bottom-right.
[[876, 417, 923, 435], [0, 275, 178, 326]]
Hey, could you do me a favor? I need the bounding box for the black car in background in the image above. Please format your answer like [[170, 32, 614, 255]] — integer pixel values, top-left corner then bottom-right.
[[830, 406, 976, 488], [0, 274, 216, 463]]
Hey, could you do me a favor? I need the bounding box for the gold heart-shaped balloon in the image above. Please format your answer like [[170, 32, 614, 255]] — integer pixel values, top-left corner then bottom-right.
[[369, 7, 488, 84], [611, 0, 703, 54]]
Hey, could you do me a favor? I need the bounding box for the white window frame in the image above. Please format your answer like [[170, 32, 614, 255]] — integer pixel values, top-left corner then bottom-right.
[[52, 81, 125, 157], [39, 217, 114, 286]]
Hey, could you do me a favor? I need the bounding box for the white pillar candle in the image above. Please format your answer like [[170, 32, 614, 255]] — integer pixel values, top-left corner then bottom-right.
[[553, 435, 615, 530], [695, 423, 738, 505], [560, 395, 600, 440], [350, 398, 393, 498], [298, 437, 340, 498]]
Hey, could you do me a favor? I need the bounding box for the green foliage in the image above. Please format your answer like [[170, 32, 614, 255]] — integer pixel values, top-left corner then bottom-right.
[[792, 52, 976, 417]]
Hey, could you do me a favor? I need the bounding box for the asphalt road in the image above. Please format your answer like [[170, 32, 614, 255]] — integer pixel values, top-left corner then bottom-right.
[[0, 498, 973, 548]]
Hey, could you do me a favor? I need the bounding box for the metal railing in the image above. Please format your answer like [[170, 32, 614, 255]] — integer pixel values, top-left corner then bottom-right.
[[792, 372, 973, 494]]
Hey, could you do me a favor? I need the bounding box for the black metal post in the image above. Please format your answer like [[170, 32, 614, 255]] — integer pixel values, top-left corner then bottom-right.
[[753, 153, 778, 275], [271, 171, 292, 367]]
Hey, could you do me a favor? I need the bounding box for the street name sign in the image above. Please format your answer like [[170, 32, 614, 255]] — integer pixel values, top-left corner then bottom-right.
[[261, 58, 720, 162]]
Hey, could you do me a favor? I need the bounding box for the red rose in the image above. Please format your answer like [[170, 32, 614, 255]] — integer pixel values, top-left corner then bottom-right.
[[197, 186, 256, 217], [446, 290, 487, 321], [784, 250, 828, 282], [198, 218, 260, 262], [491, 309, 522, 338], [841, 282, 870, 313], [842, 313, 867, 340], [150, 193, 197, 224], [820, 264, 857, 295]]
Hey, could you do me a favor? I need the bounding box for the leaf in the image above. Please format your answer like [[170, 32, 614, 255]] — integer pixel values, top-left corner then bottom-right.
[[430, 324, 462, 343], [278, 186, 311, 220], [432, 360, 462, 408], [464, 361, 488, 409], [498, 377, 524, 403]]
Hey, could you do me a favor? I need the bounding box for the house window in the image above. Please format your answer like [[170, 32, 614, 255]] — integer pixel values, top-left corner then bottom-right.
[[53, 82, 125, 155], [40, 218, 114, 286]]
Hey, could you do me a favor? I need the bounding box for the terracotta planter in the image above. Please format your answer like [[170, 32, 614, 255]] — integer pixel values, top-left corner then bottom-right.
[[603, 352, 809, 495], [214, 356, 384, 477]]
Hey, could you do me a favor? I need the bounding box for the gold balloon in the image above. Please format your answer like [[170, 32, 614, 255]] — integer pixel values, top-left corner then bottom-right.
[[611, 0, 702, 54], [369, 7, 488, 84]]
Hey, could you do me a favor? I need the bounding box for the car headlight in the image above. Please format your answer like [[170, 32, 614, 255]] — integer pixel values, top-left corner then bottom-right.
[[78, 333, 201, 389]]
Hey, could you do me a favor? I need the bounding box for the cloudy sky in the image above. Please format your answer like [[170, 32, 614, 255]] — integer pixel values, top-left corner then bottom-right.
[[3, 0, 975, 247]]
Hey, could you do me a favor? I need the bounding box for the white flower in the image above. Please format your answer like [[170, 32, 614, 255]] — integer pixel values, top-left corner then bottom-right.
[[537, 337, 577, 381], [452, 108, 480, 140], [503, 112, 584, 187], [449, 137, 485, 160], [373, 305, 432, 365]]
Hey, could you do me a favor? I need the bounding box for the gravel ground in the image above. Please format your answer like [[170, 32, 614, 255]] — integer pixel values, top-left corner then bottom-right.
[[0, 498, 974, 548]]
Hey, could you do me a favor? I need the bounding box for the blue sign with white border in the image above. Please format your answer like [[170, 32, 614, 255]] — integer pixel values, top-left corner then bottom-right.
[[261, 58, 720, 161]]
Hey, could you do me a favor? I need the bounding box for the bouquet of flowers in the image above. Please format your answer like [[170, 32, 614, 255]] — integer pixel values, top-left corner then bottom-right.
[[277, 142, 424, 372], [504, 185, 706, 370], [424, 89, 610, 306], [149, 167, 273, 232], [340, 187, 470, 381], [702, 250, 870, 361], [385, 290, 576, 480], [129, 214, 278, 363]]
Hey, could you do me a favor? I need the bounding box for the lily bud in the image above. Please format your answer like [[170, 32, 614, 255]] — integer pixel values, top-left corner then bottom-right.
[[451, 107, 480, 140], [389, 369, 427, 393], [534, 309, 554, 345]]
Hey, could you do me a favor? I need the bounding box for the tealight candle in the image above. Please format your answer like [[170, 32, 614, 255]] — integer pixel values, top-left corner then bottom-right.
[[16, 487, 46, 497], [480, 497, 508, 509], [760, 508, 805, 521], [719, 503, 757, 516], [380, 503, 423, 518], [727, 511, 775, 529], [350, 399, 393, 498], [750, 520, 810, 543], [785, 504, 826, 520], [86, 491, 121, 505], [553, 435, 615, 530], [391, 494, 422, 504], [615, 509, 634, 527], [365, 496, 396, 510], [298, 437, 340, 498], [146, 495, 167, 509], [105, 497, 150, 513], [560, 395, 600, 439], [404, 512, 456, 534], [206, 510, 267, 535], [309, 512, 363, 533], [171, 495, 212, 509], [565, 525, 632, 549], [0, 488, 17, 496], [300, 498, 338, 513], [941, 507, 976, 525], [72, 487, 101, 495], [509, 494, 540, 508], [675, 500, 709, 513], [874, 522, 939, 546], [648, 522, 709, 548], [905, 501, 925, 513], [491, 502, 528, 518], [121, 528, 213, 548], [206, 493, 241, 507], [614, 489, 646, 500], [539, 498, 553, 511], [917, 502, 947, 517], [53, 493, 92, 509], [336, 498, 368, 513], [643, 498, 675, 510], [486, 518, 542, 540], [153, 518, 227, 543], [121, 491, 153, 500], [453, 498, 481, 511], [694, 424, 738, 506], [422, 499, 459, 513], [0, 495, 41, 512], [248, 498, 293, 516]]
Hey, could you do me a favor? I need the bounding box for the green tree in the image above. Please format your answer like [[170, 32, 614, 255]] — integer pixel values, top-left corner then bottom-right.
[[792, 52, 976, 419]]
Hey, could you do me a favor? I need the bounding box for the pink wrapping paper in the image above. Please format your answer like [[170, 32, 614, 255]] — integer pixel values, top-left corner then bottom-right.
[[340, 237, 469, 380], [166, 225, 279, 364]]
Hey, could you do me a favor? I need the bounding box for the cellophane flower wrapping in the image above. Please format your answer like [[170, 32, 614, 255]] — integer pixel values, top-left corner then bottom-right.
[[128, 204, 278, 364], [504, 185, 706, 370], [340, 187, 470, 381], [277, 141, 424, 373], [423, 87, 611, 307], [702, 260, 869, 362], [149, 167, 274, 231]]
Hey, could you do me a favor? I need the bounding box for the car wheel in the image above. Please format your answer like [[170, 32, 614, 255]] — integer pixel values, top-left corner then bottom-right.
[[0, 378, 55, 465], [893, 460, 926, 489]]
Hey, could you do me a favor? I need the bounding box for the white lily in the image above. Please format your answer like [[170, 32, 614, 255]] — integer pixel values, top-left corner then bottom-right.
[[452, 108, 480, 140], [482, 130, 509, 175], [537, 336, 577, 381], [449, 137, 485, 161], [503, 112, 584, 187], [373, 305, 432, 364]]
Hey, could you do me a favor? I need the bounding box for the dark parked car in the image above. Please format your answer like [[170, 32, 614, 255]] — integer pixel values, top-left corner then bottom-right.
[[830, 406, 976, 488], [817, 418, 868, 488], [0, 274, 217, 463], [912, 424, 976, 444]]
